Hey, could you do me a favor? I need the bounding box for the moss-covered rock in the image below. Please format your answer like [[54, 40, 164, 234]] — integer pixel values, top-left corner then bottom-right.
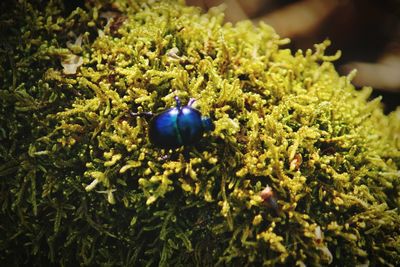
[[1, 0, 399, 266]]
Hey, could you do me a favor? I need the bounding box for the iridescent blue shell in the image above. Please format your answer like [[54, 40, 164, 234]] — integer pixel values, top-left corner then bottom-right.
[[148, 99, 214, 149]]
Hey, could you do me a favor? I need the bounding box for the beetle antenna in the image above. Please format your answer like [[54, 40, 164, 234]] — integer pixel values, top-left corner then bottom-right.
[[174, 95, 182, 110]]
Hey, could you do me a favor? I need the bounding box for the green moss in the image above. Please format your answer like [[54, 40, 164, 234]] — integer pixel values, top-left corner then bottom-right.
[[1, 0, 399, 266]]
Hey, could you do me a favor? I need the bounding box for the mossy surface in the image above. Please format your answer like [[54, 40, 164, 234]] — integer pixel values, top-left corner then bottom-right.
[[1, 0, 399, 266]]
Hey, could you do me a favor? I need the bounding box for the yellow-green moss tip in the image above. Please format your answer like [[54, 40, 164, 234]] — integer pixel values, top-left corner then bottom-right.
[[1, 0, 399, 266]]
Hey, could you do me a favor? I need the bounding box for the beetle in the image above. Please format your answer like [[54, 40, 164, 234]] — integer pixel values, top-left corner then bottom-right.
[[132, 96, 214, 149]]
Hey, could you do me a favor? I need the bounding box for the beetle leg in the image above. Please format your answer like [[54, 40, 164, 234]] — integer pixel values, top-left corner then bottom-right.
[[182, 147, 191, 162], [158, 154, 170, 161], [130, 111, 153, 118], [174, 96, 182, 109], [188, 98, 196, 106]]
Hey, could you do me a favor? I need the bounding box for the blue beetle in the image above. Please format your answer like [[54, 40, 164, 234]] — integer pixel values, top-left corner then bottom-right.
[[133, 96, 214, 149]]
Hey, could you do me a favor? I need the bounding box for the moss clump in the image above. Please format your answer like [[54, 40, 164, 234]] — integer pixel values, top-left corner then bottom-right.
[[1, 0, 399, 266]]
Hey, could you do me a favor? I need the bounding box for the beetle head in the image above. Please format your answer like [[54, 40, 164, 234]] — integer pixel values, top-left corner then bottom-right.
[[201, 117, 215, 132]]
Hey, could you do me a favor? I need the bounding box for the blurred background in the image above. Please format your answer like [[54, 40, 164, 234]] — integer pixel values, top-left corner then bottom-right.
[[187, 0, 400, 113]]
